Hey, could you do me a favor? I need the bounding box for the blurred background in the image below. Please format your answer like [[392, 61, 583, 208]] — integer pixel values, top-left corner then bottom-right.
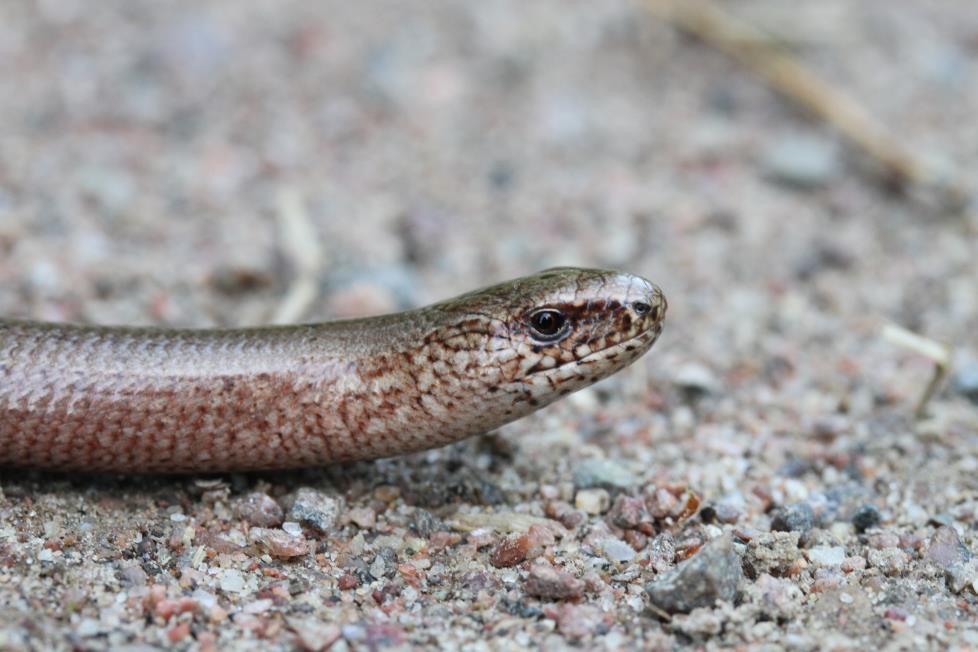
[[1, 1, 978, 647], [0, 0, 975, 335]]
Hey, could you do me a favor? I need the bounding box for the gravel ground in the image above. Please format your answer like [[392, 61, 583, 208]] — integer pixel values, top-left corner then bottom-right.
[[2, 1, 978, 650]]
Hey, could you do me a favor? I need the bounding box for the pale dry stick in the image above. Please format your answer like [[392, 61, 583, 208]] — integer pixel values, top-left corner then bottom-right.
[[880, 323, 951, 418], [272, 189, 324, 325], [0, 267, 666, 472], [644, 0, 970, 209]]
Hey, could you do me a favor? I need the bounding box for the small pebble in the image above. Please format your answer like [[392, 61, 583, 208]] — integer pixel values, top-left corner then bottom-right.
[[524, 562, 584, 600], [608, 495, 648, 529], [851, 504, 881, 533], [951, 360, 978, 403], [672, 363, 719, 397], [925, 525, 971, 568], [600, 537, 637, 564], [770, 503, 814, 534], [235, 492, 284, 528], [945, 559, 978, 594], [866, 548, 910, 575], [645, 536, 743, 614], [761, 134, 840, 190], [806, 546, 846, 567], [572, 459, 637, 490], [249, 527, 309, 559], [347, 507, 376, 530], [409, 509, 442, 538], [287, 489, 341, 533], [288, 618, 342, 652], [219, 570, 246, 594], [490, 535, 530, 568], [841, 556, 867, 573], [575, 489, 610, 515], [543, 603, 604, 640]]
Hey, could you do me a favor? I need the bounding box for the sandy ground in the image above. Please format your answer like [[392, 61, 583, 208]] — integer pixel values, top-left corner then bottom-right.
[[1, 0, 978, 650]]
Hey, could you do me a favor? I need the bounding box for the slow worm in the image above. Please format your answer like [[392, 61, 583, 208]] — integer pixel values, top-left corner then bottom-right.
[[0, 267, 666, 472]]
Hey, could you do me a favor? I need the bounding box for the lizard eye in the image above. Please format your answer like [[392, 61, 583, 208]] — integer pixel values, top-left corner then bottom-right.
[[528, 309, 568, 341]]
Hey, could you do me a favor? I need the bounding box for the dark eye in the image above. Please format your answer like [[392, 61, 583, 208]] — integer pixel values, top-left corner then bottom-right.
[[632, 301, 651, 315], [528, 309, 567, 340]]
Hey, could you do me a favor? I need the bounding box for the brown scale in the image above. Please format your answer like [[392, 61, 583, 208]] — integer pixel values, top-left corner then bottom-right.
[[0, 267, 666, 472]]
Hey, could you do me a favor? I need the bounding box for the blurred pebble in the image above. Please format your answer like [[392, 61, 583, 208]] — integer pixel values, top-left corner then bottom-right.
[[600, 538, 637, 564], [572, 458, 637, 490], [924, 526, 970, 567], [648, 533, 677, 573], [714, 502, 743, 524], [762, 135, 841, 190], [219, 570, 246, 593], [743, 574, 803, 620], [234, 493, 284, 528], [524, 562, 584, 600], [746, 532, 801, 577], [672, 363, 720, 397], [841, 556, 867, 573], [288, 618, 342, 652], [945, 559, 978, 594], [770, 503, 814, 534], [409, 509, 442, 538], [866, 548, 910, 575], [806, 546, 846, 567], [575, 489, 610, 515], [645, 536, 743, 614], [608, 495, 648, 529], [543, 603, 605, 640], [287, 488, 341, 533], [851, 504, 881, 533], [490, 535, 530, 568], [346, 507, 376, 529], [249, 527, 309, 559], [952, 361, 978, 404]]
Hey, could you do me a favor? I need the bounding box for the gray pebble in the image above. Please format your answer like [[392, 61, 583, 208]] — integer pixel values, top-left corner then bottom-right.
[[409, 509, 443, 538], [952, 361, 978, 404], [672, 363, 720, 397], [762, 135, 841, 190], [925, 526, 971, 568], [600, 538, 637, 564], [287, 488, 342, 533], [770, 503, 814, 534], [645, 536, 743, 614], [572, 458, 637, 490]]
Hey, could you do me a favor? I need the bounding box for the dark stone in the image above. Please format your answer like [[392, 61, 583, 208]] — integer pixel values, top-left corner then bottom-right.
[[952, 362, 978, 404], [851, 504, 881, 533], [645, 536, 743, 614], [409, 509, 442, 538], [770, 503, 814, 534]]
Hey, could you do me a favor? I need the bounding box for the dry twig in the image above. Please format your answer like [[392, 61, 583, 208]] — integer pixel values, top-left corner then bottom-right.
[[644, 0, 970, 209], [880, 323, 951, 418], [272, 189, 324, 324]]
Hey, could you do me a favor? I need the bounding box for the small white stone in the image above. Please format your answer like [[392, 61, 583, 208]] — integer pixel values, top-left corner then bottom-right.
[[282, 522, 302, 536], [601, 538, 636, 563], [575, 488, 610, 514], [807, 546, 846, 567], [220, 569, 246, 593]]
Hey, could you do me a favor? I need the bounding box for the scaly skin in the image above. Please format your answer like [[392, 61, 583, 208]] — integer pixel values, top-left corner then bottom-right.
[[0, 267, 666, 472]]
